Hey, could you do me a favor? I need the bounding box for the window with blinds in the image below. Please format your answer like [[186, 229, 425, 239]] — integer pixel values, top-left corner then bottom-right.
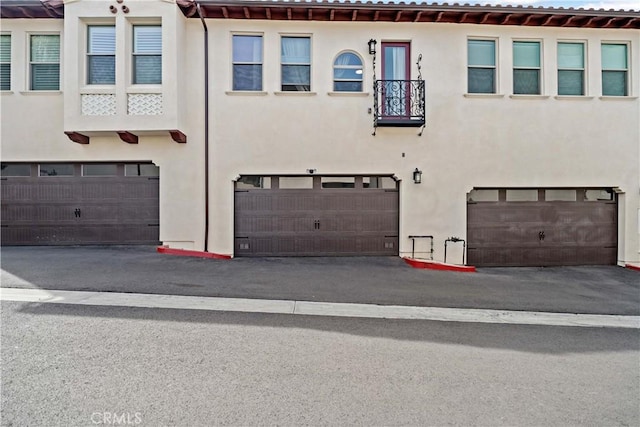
[[30, 34, 60, 90], [133, 26, 162, 85], [557, 42, 585, 96], [467, 39, 496, 94], [601, 43, 628, 96], [87, 26, 116, 85], [0, 35, 10, 91], [513, 41, 541, 95]]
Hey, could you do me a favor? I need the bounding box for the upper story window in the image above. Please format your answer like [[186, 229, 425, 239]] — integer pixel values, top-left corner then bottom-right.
[[87, 25, 116, 85], [467, 39, 496, 94], [513, 41, 541, 95], [30, 34, 60, 91], [232, 35, 262, 91], [557, 42, 585, 96], [0, 34, 10, 91], [333, 51, 363, 92], [132, 26, 162, 85], [601, 43, 628, 96], [281, 36, 310, 91]]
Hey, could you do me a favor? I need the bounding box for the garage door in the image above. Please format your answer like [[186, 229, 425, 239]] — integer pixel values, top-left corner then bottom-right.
[[1, 162, 160, 245], [234, 176, 399, 256], [467, 188, 617, 267]]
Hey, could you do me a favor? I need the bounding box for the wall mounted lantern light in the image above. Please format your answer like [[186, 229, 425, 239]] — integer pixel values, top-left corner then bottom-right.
[[413, 168, 422, 184], [368, 39, 377, 55]]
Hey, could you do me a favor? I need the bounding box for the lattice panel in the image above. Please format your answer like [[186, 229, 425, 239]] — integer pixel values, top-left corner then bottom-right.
[[128, 94, 163, 115], [81, 94, 117, 116]]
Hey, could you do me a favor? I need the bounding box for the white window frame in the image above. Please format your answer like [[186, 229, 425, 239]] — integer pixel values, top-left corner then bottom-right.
[[131, 24, 162, 86], [231, 33, 263, 92], [86, 24, 116, 86], [280, 34, 312, 92], [28, 33, 61, 91], [512, 39, 543, 95], [557, 41, 587, 96], [601, 41, 630, 97], [0, 33, 11, 91], [467, 37, 498, 94], [332, 50, 364, 93]]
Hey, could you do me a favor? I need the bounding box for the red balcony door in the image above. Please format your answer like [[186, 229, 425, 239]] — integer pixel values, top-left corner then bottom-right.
[[381, 42, 411, 118]]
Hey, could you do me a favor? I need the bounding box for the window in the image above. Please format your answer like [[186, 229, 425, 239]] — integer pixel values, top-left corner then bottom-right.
[[364, 177, 396, 189], [333, 52, 363, 92], [467, 39, 496, 94], [83, 164, 117, 176], [281, 36, 310, 91], [133, 26, 161, 84], [0, 35, 10, 91], [30, 35, 60, 90], [1, 163, 30, 177], [279, 177, 313, 189], [602, 43, 628, 96], [557, 42, 584, 96], [125, 164, 159, 177], [513, 41, 541, 95], [39, 164, 73, 176], [545, 189, 576, 201], [232, 35, 262, 91], [321, 177, 355, 188], [236, 176, 271, 189], [506, 189, 538, 201], [87, 25, 115, 85]]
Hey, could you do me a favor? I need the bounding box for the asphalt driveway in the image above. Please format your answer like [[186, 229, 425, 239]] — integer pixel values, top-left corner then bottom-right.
[[1, 245, 638, 315]]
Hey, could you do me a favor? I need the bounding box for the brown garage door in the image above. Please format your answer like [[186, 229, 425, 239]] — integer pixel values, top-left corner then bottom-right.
[[234, 176, 399, 256], [1, 162, 160, 245], [467, 188, 617, 267]]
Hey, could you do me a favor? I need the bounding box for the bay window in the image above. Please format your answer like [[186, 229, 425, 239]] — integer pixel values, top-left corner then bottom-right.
[[133, 25, 162, 85], [87, 25, 115, 85]]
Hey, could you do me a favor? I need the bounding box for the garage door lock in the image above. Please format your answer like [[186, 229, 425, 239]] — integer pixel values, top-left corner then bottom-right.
[[538, 231, 545, 241], [74, 208, 81, 218]]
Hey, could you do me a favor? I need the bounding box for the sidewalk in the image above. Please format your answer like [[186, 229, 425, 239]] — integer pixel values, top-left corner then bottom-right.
[[1, 246, 638, 316]]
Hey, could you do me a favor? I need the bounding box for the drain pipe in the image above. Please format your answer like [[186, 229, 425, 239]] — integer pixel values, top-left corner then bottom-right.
[[196, 2, 210, 252]]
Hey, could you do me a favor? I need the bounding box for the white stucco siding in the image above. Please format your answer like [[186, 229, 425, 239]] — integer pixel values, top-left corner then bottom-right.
[[207, 19, 639, 262], [1, 5, 638, 263], [0, 15, 207, 251]]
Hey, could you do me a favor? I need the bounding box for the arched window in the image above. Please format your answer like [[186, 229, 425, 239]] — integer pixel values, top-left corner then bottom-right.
[[333, 51, 363, 92]]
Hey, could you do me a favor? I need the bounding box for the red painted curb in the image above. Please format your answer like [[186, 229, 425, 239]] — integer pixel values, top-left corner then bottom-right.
[[403, 257, 476, 273], [625, 264, 640, 272], [157, 246, 232, 260]]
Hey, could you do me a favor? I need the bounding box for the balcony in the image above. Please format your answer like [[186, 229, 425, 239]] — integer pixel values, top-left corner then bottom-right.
[[373, 80, 425, 128]]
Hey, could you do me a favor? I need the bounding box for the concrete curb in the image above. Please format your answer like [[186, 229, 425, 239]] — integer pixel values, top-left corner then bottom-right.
[[625, 263, 640, 272], [403, 257, 477, 272], [157, 245, 232, 260], [2, 288, 637, 329]]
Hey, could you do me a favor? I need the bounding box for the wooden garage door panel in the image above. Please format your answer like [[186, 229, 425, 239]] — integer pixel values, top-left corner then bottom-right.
[[235, 182, 399, 257], [1, 169, 159, 245], [467, 194, 617, 267]]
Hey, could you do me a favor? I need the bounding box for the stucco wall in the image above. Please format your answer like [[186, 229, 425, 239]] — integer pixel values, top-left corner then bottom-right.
[[1, 4, 638, 263], [0, 14, 207, 250], [206, 20, 639, 263]]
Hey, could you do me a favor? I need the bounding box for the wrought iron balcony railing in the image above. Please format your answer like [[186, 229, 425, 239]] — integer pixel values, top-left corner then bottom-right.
[[373, 80, 425, 129]]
